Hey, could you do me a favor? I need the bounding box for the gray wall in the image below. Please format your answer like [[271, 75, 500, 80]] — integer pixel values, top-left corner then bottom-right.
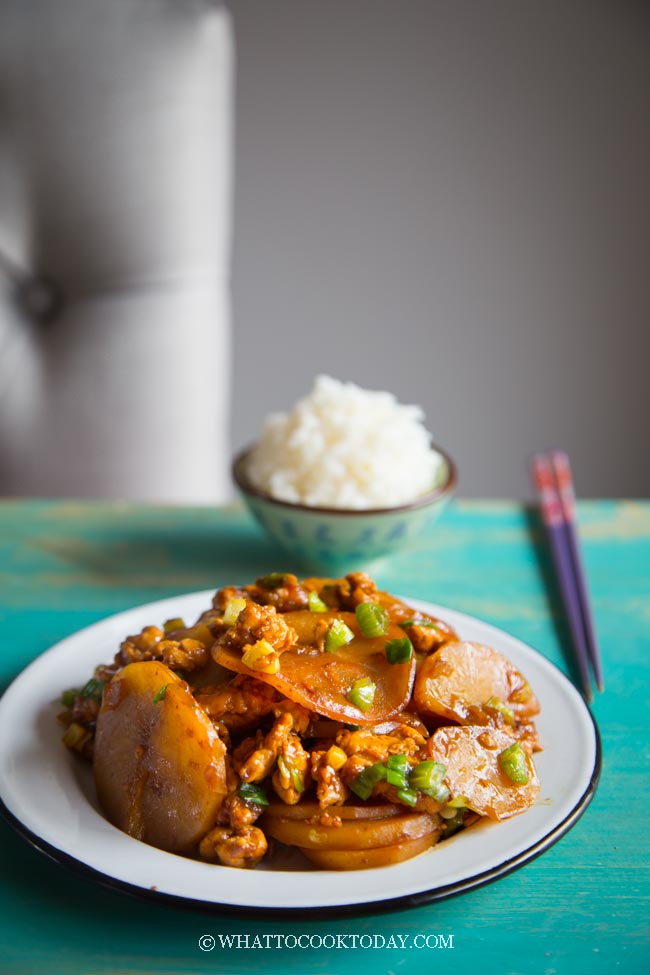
[[228, 0, 650, 498]]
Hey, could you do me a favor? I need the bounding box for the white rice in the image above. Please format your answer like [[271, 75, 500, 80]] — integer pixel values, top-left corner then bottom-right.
[[246, 376, 445, 509]]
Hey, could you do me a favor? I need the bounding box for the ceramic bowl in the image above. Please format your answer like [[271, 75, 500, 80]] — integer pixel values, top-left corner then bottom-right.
[[232, 444, 457, 574]]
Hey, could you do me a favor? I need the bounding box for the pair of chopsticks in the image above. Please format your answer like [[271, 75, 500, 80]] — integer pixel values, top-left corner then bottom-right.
[[530, 450, 603, 702]]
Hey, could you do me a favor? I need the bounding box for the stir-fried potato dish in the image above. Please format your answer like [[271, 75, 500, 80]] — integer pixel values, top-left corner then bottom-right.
[[60, 573, 541, 870]]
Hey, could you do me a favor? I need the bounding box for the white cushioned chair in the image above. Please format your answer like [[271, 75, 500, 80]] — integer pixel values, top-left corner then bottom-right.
[[0, 0, 233, 502]]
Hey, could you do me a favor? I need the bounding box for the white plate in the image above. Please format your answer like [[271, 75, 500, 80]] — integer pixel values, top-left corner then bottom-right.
[[0, 592, 600, 917]]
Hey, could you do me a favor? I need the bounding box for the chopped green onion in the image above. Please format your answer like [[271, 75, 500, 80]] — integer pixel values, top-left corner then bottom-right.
[[385, 637, 413, 664], [350, 763, 387, 800], [223, 597, 247, 626], [446, 795, 468, 809], [386, 767, 409, 788], [276, 754, 305, 793], [399, 619, 440, 630], [396, 787, 418, 807], [258, 573, 288, 590], [291, 769, 305, 794], [386, 754, 410, 786], [433, 784, 450, 804], [308, 590, 328, 613], [440, 804, 460, 819], [485, 696, 515, 725], [153, 684, 168, 703], [355, 601, 389, 638], [163, 617, 185, 634], [347, 677, 376, 712], [80, 678, 105, 700], [409, 760, 449, 801], [442, 812, 465, 836], [239, 782, 270, 805], [325, 618, 355, 651], [498, 742, 529, 785], [61, 688, 79, 708]]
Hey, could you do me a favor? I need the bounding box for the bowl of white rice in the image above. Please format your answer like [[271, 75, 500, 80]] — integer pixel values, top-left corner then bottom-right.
[[233, 376, 456, 572]]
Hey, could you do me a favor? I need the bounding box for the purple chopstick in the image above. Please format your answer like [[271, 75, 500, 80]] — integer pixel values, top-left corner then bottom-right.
[[530, 453, 593, 701], [550, 450, 604, 692]]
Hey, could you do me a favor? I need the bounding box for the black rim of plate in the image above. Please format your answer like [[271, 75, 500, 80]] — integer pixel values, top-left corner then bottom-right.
[[0, 712, 601, 920]]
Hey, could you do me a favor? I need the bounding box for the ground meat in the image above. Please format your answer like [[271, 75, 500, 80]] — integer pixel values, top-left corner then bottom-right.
[[331, 572, 380, 610], [69, 694, 101, 728], [155, 638, 209, 672], [213, 574, 310, 613], [199, 825, 268, 869], [272, 733, 311, 805], [196, 675, 310, 733], [212, 585, 249, 612], [336, 727, 425, 764], [461, 704, 542, 753], [248, 573, 310, 612], [216, 601, 297, 654], [234, 711, 296, 783], [219, 792, 263, 832], [197, 676, 279, 730], [311, 751, 350, 809], [118, 625, 165, 664], [116, 627, 209, 673], [407, 623, 451, 654]]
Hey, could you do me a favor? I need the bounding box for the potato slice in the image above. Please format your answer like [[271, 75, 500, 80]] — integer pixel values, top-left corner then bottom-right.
[[214, 610, 415, 725], [413, 641, 540, 722], [94, 661, 227, 853], [261, 811, 437, 850], [302, 831, 441, 870], [429, 725, 540, 821], [264, 800, 403, 822]]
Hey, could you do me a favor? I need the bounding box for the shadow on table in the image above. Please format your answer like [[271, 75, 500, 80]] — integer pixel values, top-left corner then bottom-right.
[[523, 506, 587, 695]]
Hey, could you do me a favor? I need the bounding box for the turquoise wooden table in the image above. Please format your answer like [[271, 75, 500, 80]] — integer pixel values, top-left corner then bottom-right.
[[0, 499, 648, 975]]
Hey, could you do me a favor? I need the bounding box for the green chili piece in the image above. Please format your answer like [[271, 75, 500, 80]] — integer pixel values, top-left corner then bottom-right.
[[498, 742, 529, 785], [355, 601, 389, 638]]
